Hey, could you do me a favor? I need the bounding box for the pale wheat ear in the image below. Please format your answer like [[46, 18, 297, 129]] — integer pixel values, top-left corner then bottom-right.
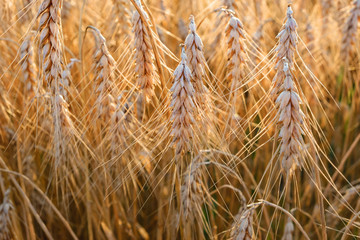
[[171, 46, 195, 155], [87, 26, 116, 125], [276, 58, 304, 177], [270, 5, 298, 102], [281, 217, 294, 240], [230, 207, 254, 240], [180, 157, 205, 239], [341, 0, 360, 64], [0, 189, 12, 240], [20, 33, 37, 101]]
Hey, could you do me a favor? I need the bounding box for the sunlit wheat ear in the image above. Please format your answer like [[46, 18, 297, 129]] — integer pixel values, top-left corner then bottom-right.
[[61, 0, 73, 21], [132, 0, 159, 101], [0, 85, 11, 143], [223, 0, 237, 11], [281, 217, 294, 240], [230, 207, 254, 240], [61, 58, 79, 102], [171, 47, 195, 155], [20, 34, 37, 100], [0, 189, 12, 240], [38, 0, 63, 93], [184, 15, 208, 108], [180, 158, 204, 238], [110, 97, 132, 158], [225, 15, 247, 92], [90, 28, 116, 123], [271, 5, 298, 101], [341, 0, 360, 63], [38, 0, 75, 167], [52, 94, 74, 165], [110, 0, 131, 39], [327, 185, 360, 224], [276, 58, 304, 177]]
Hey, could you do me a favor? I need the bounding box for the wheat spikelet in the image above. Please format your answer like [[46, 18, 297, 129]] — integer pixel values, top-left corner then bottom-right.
[[341, 0, 360, 63], [20, 34, 37, 100], [230, 207, 254, 240], [170, 47, 195, 155], [184, 16, 208, 108], [132, 0, 159, 100], [281, 217, 294, 240], [0, 189, 12, 240], [226, 15, 247, 93], [270, 5, 298, 101], [276, 58, 304, 177]]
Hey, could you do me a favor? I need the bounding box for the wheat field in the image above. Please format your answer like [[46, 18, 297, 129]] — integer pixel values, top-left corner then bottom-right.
[[0, 0, 359, 239]]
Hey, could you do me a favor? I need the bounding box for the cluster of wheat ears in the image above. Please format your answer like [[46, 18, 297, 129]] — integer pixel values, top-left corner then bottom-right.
[[0, 0, 359, 239]]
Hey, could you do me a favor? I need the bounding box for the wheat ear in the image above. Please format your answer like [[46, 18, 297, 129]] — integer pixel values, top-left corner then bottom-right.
[[230, 207, 254, 240], [0, 189, 12, 240], [184, 16, 209, 107], [171, 47, 195, 155], [132, 0, 159, 100], [90, 28, 116, 124], [270, 5, 298, 101], [281, 217, 294, 240], [276, 58, 304, 177], [20, 34, 37, 100], [341, 0, 360, 63]]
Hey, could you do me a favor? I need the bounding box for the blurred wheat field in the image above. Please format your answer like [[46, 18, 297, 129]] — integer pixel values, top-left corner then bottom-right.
[[0, 0, 359, 239]]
